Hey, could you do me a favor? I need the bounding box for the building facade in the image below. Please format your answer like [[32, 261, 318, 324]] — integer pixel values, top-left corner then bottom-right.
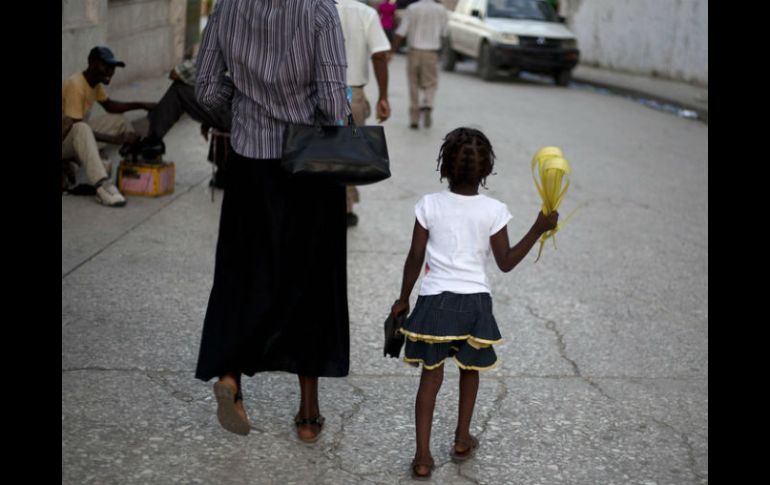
[[560, 0, 708, 86], [62, 0, 195, 86]]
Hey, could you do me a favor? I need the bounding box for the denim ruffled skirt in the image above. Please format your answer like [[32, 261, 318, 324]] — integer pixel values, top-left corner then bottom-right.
[[400, 292, 502, 371]]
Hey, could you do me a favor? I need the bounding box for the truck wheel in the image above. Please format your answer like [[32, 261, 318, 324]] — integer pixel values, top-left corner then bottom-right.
[[554, 69, 571, 87], [441, 39, 457, 72], [477, 43, 496, 81]]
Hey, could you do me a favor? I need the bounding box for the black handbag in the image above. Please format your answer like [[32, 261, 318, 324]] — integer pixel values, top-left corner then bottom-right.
[[383, 307, 407, 358], [281, 113, 390, 186]]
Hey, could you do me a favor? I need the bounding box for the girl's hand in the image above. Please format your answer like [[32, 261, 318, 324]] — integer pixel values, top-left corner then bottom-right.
[[534, 210, 559, 234], [391, 299, 409, 318]]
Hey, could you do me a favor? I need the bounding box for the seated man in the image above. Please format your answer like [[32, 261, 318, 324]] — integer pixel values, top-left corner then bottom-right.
[[129, 58, 233, 186], [61, 46, 157, 206]]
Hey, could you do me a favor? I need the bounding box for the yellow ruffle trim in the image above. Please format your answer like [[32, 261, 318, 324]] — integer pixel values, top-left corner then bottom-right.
[[452, 356, 498, 371], [399, 328, 502, 348], [403, 357, 447, 370], [402, 356, 498, 372]]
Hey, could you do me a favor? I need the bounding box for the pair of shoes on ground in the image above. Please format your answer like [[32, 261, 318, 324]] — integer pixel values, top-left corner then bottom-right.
[[411, 433, 479, 480], [214, 380, 325, 443], [95, 182, 126, 207]]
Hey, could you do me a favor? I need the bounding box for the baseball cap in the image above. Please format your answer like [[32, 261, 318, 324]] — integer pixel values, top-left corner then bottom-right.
[[88, 46, 126, 67]]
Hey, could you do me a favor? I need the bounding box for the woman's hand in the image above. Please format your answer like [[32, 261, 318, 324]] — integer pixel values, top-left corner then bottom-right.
[[391, 299, 409, 319]]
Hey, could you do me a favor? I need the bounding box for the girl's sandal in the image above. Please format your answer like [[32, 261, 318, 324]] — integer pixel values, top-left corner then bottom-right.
[[294, 414, 325, 443], [450, 434, 479, 463], [213, 381, 251, 436], [410, 458, 435, 481]]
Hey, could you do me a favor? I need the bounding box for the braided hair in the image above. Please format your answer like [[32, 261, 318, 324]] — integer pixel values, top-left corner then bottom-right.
[[436, 127, 496, 189]]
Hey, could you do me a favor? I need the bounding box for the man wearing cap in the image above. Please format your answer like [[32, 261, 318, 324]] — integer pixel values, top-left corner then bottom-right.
[[61, 46, 157, 206]]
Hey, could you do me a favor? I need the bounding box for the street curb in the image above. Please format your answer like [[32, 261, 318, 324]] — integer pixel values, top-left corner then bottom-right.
[[570, 76, 709, 124]]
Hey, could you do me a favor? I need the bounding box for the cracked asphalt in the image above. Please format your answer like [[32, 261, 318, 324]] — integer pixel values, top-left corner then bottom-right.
[[62, 55, 708, 484]]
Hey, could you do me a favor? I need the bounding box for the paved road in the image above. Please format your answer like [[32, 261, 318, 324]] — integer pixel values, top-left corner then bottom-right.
[[62, 54, 708, 485]]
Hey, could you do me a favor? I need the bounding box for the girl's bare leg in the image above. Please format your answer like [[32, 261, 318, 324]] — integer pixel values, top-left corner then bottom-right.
[[455, 368, 479, 452], [413, 364, 445, 475]]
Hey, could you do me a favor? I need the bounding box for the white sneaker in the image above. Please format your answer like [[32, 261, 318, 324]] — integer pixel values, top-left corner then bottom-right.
[[95, 183, 127, 207]]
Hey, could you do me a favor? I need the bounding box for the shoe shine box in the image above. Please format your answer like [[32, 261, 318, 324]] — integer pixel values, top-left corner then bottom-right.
[[117, 160, 175, 197]]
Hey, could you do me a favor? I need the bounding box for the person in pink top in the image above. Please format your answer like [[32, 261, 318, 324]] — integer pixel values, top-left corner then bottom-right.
[[378, 0, 398, 42]]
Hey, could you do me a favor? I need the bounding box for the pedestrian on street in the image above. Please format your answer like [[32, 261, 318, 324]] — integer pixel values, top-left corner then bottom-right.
[[390, 0, 448, 129], [377, 0, 398, 43], [131, 58, 232, 154], [193, 0, 351, 444], [61, 46, 157, 206], [390, 127, 558, 480], [336, 0, 392, 227], [128, 58, 233, 185]]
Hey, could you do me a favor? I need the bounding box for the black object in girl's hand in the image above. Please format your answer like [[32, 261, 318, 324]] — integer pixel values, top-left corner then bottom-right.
[[383, 310, 406, 358]]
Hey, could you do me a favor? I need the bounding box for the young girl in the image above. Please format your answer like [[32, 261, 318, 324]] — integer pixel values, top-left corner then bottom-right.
[[391, 127, 558, 480]]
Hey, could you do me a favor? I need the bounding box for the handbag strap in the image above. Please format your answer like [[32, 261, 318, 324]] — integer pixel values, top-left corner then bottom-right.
[[313, 100, 355, 128]]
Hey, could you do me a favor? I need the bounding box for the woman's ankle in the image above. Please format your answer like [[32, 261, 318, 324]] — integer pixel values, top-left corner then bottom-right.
[[297, 406, 321, 418], [219, 374, 240, 393]]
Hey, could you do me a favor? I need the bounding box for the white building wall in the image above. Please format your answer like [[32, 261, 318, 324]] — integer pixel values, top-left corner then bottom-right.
[[62, 0, 187, 87], [563, 0, 707, 86], [62, 0, 108, 81]]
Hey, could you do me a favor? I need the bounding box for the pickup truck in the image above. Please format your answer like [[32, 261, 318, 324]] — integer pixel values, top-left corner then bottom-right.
[[442, 0, 580, 85]]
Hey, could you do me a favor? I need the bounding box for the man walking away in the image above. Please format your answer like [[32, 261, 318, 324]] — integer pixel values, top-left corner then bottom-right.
[[336, 0, 392, 227], [391, 0, 448, 129]]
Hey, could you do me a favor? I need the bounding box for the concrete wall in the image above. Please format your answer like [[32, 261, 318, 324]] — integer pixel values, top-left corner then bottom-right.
[[106, 0, 186, 85], [62, 0, 187, 87], [62, 0, 108, 81], [561, 0, 707, 86]]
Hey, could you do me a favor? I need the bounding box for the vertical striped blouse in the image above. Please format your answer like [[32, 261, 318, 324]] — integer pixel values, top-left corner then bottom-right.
[[195, 0, 350, 160]]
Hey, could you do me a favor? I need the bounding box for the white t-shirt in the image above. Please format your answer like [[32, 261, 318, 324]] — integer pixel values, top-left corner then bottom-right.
[[415, 191, 512, 295], [336, 0, 391, 86], [395, 0, 449, 51]]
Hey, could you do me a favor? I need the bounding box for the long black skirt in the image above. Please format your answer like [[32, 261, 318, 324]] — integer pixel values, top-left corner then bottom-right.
[[195, 151, 349, 380]]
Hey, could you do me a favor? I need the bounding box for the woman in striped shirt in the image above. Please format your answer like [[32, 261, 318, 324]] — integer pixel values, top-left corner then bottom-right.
[[193, 0, 352, 444]]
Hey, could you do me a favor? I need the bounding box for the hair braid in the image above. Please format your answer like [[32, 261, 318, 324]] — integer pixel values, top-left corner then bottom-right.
[[436, 127, 496, 189]]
